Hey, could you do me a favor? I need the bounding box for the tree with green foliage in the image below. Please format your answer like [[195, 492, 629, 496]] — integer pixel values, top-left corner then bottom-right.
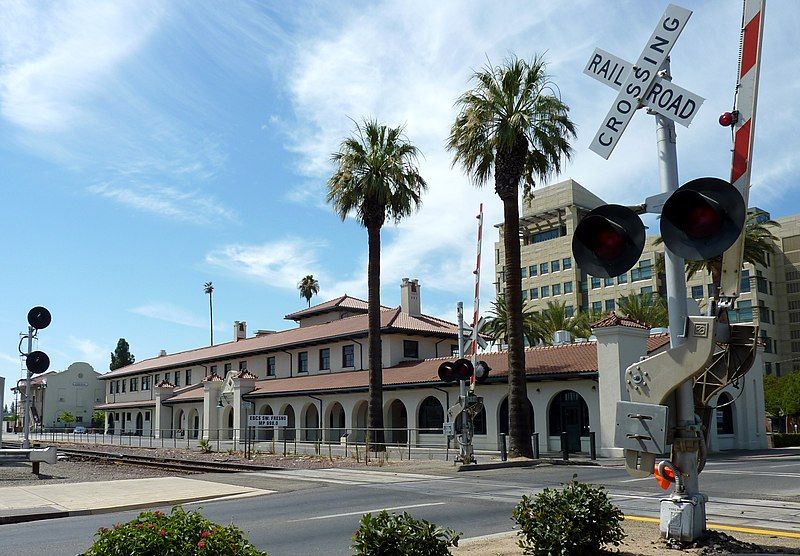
[[91, 410, 105, 427], [110, 338, 135, 371], [617, 293, 669, 329], [297, 275, 320, 307], [764, 372, 800, 432], [484, 296, 542, 347], [327, 119, 427, 447], [532, 301, 594, 344], [448, 54, 575, 458], [58, 411, 76, 427]]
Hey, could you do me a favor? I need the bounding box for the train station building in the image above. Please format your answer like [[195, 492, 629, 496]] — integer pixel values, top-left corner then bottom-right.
[[96, 278, 768, 456]]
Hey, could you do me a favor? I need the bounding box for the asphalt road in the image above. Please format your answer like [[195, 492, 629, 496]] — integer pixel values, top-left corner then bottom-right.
[[1, 448, 798, 556]]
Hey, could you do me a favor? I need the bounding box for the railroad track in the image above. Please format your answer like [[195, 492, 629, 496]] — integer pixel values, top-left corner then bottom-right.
[[3, 441, 281, 474]]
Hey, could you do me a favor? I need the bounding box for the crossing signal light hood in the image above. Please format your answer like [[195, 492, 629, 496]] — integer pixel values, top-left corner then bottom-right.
[[660, 177, 745, 261], [572, 204, 645, 278]]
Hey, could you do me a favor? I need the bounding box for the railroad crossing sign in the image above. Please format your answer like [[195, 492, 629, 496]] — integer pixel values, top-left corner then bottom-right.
[[588, 4, 698, 159], [461, 317, 488, 353], [248, 415, 288, 427]]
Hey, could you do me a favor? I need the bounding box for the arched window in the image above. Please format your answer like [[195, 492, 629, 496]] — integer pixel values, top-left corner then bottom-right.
[[499, 397, 534, 435], [716, 393, 734, 435], [548, 390, 590, 436], [418, 396, 444, 430], [472, 407, 487, 435]]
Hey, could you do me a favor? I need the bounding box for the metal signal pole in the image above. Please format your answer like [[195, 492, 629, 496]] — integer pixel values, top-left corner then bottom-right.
[[22, 326, 34, 449], [654, 59, 704, 535]]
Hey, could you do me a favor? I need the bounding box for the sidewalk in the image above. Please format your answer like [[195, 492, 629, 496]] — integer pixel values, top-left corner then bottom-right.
[[0, 476, 272, 524]]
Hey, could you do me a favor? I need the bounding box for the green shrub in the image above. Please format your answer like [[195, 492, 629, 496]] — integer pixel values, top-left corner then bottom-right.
[[352, 510, 460, 555], [83, 506, 267, 556], [198, 439, 212, 453], [772, 433, 800, 447], [512, 479, 625, 555]]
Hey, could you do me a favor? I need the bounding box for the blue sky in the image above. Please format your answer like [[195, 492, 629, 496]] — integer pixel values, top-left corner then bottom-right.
[[1, 1, 798, 401]]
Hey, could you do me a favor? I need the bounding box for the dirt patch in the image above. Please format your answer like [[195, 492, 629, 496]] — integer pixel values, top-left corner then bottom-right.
[[0, 459, 186, 486], [452, 519, 800, 555]]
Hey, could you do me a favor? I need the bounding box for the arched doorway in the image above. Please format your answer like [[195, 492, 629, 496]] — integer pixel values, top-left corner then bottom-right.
[[135, 412, 143, 436], [174, 409, 187, 437], [281, 405, 296, 441], [352, 401, 368, 442], [188, 408, 200, 439], [498, 397, 535, 436], [107, 413, 115, 435], [548, 390, 590, 452], [327, 402, 345, 442], [303, 404, 319, 441], [386, 399, 407, 444], [257, 404, 274, 440], [221, 406, 234, 440], [417, 396, 444, 432], [716, 393, 735, 436]]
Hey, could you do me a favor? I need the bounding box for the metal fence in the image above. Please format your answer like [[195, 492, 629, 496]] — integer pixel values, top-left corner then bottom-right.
[[21, 427, 479, 461]]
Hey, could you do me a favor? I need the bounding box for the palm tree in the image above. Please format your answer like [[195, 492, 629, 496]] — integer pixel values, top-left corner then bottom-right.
[[532, 301, 593, 344], [617, 293, 668, 328], [484, 296, 542, 348], [203, 282, 214, 346], [448, 55, 575, 458], [655, 210, 779, 292], [297, 275, 320, 307], [327, 119, 427, 447]]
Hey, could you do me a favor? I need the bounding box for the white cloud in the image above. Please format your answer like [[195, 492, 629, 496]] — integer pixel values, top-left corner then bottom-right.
[[0, 1, 163, 133], [129, 302, 213, 330], [205, 238, 328, 292], [68, 336, 108, 367], [87, 183, 235, 224]]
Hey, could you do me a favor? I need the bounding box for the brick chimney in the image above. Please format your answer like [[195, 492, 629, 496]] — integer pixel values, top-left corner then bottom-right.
[[234, 321, 247, 341], [400, 278, 421, 316]]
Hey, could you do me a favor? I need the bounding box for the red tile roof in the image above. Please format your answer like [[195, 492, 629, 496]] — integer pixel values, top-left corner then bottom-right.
[[163, 384, 205, 404], [246, 334, 671, 397], [592, 312, 649, 330], [238, 370, 259, 380], [284, 295, 375, 320], [203, 372, 223, 382], [100, 307, 459, 381]]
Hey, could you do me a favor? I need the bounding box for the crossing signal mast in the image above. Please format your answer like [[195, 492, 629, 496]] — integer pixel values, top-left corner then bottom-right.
[[20, 306, 52, 449], [441, 205, 490, 464], [575, 1, 765, 542]]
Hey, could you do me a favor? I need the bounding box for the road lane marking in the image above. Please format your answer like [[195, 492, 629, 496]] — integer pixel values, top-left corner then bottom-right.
[[625, 515, 800, 538], [286, 502, 446, 522], [702, 470, 800, 478], [620, 477, 654, 483]]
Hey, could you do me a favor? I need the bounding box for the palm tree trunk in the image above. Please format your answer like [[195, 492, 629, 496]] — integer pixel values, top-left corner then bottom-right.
[[367, 224, 385, 448], [209, 293, 214, 346], [502, 193, 533, 459]]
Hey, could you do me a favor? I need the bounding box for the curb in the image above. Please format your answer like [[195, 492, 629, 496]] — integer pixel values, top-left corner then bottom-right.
[[457, 458, 600, 471], [0, 490, 269, 525]]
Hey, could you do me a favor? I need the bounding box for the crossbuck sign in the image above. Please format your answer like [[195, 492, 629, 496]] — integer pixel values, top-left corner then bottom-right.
[[248, 415, 288, 427], [587, 4, 702, 159]]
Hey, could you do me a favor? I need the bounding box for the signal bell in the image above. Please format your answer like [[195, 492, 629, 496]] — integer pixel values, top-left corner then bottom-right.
[[660, 177, 745, 260], [572, 204, 645, 278]]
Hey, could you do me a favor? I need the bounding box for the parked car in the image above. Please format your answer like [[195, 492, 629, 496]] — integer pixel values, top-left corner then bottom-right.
[[73, 426, 87, 434]]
